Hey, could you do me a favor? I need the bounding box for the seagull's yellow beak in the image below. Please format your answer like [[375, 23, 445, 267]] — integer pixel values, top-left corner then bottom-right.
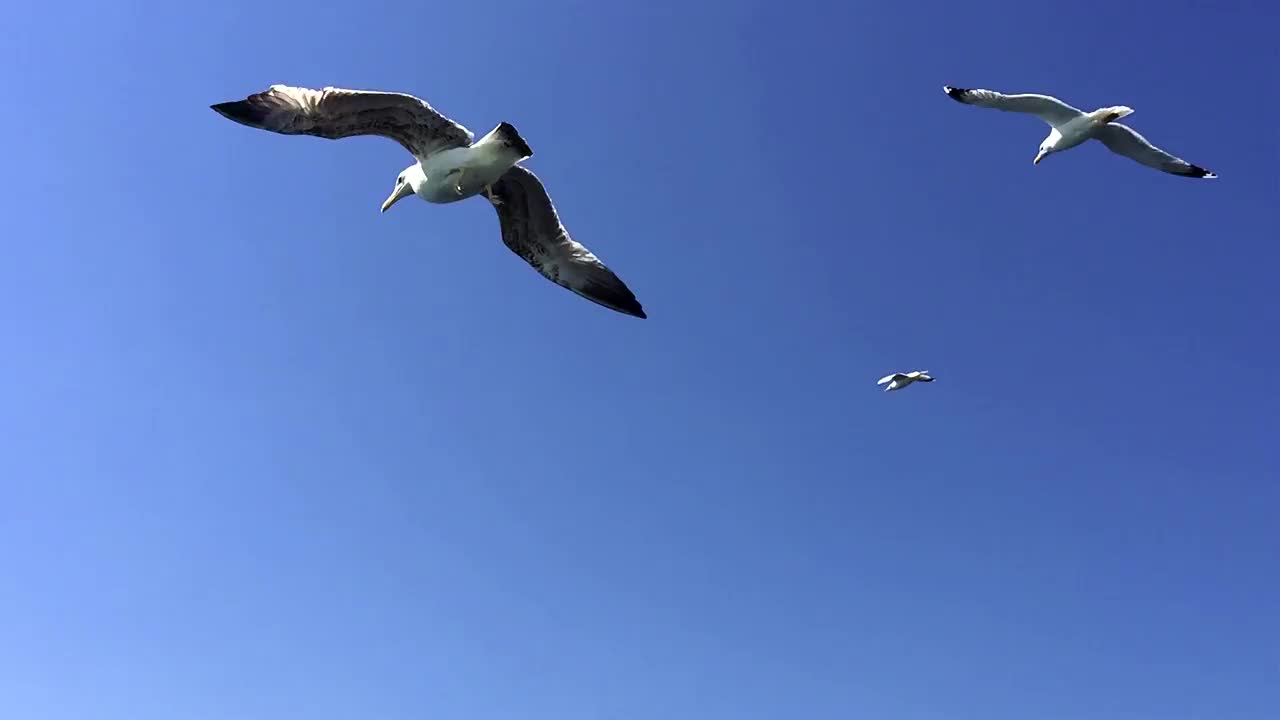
[[381, 181, 414, 213], [1033, 150, 1046, 165]]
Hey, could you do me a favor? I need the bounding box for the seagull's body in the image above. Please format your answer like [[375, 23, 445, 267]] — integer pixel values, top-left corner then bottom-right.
[[942, 85, 1217, 179], [416, 137, 524, 204], [877, 370, 934, 392], [211, 84, 646, 319]]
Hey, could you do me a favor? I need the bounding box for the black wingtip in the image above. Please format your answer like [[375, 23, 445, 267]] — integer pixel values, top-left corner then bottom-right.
[[1184, 164, 1218, 179], [579, 276, 646, 319], [606, 292, 647, 320], [210, 98, 267, 128], [579, 293, 647, 319], [943, 85, 969, 102]]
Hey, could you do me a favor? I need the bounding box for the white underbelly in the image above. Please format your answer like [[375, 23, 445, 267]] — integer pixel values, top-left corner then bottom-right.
[[1054, 118, 1096, 149], [418, 145, 518, 204]]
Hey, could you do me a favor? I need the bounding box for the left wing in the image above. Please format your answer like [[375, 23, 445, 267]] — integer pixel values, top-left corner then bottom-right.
[[943, 86, 1084, 127], [211, 84, 475, 159]]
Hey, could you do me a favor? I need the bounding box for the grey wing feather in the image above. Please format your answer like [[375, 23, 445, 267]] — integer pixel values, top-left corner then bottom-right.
[[943, 86, 1084, 127], [1093, 123, 1217, 178], [484, 165, 646, 319], [210, 84, 475, 159]]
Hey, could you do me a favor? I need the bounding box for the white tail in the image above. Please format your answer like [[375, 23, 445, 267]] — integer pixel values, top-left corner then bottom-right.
[[1096, 106, 1134, 124]]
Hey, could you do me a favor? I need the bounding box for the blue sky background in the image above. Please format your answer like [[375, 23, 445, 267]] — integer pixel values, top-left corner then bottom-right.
[[2, 1, 1277, 718]]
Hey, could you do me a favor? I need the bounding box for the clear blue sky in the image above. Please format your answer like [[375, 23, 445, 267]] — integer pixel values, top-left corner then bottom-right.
[[2, 1, 1277, 718]]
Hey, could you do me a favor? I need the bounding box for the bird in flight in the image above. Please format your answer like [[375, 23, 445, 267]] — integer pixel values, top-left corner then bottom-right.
[[942, 85, 1216, 179], [878, 370, 935, 392], [211, 84, 647, 319]]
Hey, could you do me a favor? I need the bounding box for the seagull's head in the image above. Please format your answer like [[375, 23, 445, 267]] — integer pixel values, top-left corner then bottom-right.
[[381, 164, 425, 213], [1033, 146, 1050, 165]]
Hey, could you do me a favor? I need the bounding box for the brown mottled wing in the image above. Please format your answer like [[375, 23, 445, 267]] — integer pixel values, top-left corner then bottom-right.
[[210, 84, 474, 159], [1094, 123, 1218, 178], [484, 165, 646, 319]]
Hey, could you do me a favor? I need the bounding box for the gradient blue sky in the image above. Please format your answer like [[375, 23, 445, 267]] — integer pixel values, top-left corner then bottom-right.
[[2, 1, 1277, 719]]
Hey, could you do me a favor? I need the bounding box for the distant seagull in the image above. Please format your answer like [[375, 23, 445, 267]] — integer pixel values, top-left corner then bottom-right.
[[211, 84, 646, 319], [942, 85, 1217, 179], [878, 370, 934, 392]]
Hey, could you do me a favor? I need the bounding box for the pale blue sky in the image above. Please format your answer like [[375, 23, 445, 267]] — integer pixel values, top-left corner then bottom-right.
[[2, 1, 1277, 719]]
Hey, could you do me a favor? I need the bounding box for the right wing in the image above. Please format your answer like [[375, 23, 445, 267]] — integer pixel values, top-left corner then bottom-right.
[[484, 165, 647, 319], [1094, 123, 1217, 178]]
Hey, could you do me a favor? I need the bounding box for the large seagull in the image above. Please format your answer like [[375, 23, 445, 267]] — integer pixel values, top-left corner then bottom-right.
[[942, 85, 1217, 179], [877, 370, 934, 392], [211, 84, 647, 319]]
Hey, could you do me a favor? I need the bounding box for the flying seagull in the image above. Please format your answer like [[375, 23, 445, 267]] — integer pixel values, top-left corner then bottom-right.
[[211, 84, 646, 319], [942, 85, 1217, 179], [877, 370, 934, 392]]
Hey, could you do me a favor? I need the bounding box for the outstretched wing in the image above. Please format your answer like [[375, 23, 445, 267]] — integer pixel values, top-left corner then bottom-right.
[[1093, 123, 1217, 178], [211, 84, 474, 159], [943, 86, 1084, 127], [483, 165, 646, 319], [877, 374, 902, 385]]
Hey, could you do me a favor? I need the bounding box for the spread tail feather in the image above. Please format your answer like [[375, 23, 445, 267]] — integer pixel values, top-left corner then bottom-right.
[[490, 121, 533, 159], [1098, 106, 1134, 124]]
